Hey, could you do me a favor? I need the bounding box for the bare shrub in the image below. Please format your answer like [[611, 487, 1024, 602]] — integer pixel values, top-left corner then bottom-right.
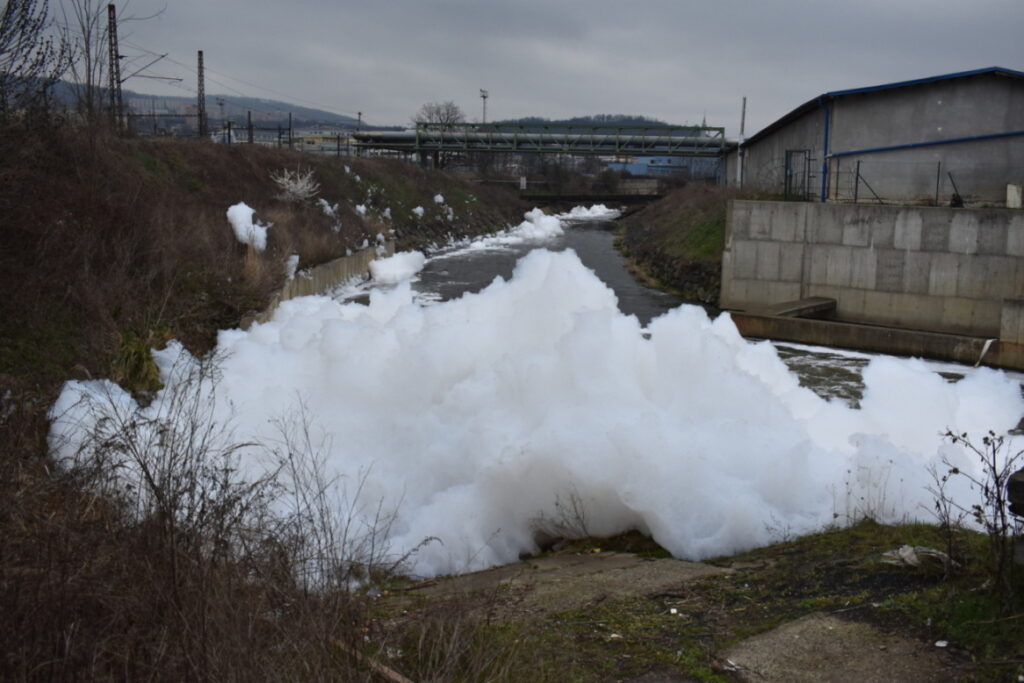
[[27, 354, 427, 679], [530, 485, 591, 550], [0, 0, 71, 122], [926, 461, 971, 577], [271, 166, 321, 202], [933, 431, 1024, 603]]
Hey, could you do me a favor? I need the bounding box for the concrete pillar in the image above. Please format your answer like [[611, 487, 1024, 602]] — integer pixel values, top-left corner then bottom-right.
[[1008, 184, 1023, 209], [1001, 298, 1024, 343]]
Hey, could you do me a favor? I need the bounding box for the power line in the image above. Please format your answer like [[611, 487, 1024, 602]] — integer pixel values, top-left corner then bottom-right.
[[120, 39, 367, 123], [203, 65, 363, 120]]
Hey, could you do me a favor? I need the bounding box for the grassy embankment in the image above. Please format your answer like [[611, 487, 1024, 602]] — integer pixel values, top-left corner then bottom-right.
[[376, 519, 1024, 681], [617, 184, 775, 306], [0, 123, 526, 680], [0, 127, 524, 398]]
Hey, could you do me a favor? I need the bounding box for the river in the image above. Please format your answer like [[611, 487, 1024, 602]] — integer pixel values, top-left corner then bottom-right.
[[351, 212, 1012, 408], [51, 207, 1024, 577]]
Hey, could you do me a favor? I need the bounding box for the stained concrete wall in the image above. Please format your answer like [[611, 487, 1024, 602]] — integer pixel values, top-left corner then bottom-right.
[[721, 201, 1024, 337], [741, 108, 823, 193], [243, 241, 394, 327]]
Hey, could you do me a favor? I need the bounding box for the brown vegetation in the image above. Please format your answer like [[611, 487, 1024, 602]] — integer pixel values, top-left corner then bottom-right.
[[619, 184, 773, 305], [0, 115, 523, 679]]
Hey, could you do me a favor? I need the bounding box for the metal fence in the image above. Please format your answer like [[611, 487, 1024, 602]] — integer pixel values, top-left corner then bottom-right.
[[123, 111, 363, 157], [828, 158, 1016, 206]]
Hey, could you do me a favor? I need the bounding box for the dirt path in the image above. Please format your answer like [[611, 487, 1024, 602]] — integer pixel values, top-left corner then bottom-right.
[[399, 551, 728, 620], [377, 525, 986, 681], [721, 612, 963, 682]]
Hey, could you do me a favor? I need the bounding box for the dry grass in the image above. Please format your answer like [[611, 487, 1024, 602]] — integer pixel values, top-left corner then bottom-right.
[[0, 118, 525, 680], [619, 184, 776, 304]]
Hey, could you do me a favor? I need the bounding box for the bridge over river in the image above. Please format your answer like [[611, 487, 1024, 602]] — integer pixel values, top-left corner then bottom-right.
[[353, 122, 735, 159]]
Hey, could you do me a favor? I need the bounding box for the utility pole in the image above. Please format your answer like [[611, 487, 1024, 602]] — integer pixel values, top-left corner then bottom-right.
[[107, 4, 124, 131], [355, 112, 362, 157], [217, 98, 225, 140], [480, 89, 488, 123], [738, 96, 747, 187], [197, 51, 207, 137]]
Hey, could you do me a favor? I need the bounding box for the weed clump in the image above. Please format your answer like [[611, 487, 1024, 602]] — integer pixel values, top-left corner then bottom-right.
[[930, 431, 1023, 604]]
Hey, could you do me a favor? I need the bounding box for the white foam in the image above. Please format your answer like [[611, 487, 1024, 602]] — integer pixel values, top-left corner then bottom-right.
[[49, 249, 1024, 579], [556, 204, 622, 221], [226, 202, 269, 251], [368, 251, 426, 284]]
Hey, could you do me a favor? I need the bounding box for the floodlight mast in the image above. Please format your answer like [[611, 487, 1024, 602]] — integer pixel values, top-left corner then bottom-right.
[[480, 89, 489, 124]]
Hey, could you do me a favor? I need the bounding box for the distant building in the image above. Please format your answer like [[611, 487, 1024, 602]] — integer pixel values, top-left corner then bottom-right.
[[606, 155, 719, 180], [725, 67, 1024, 205]]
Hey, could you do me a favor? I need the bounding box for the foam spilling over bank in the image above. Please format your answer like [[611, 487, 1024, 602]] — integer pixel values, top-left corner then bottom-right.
[[556, 204, 621, 221], [49, 222, 1024, 578]]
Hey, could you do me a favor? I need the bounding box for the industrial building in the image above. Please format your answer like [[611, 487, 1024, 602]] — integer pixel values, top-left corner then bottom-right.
[[725, 67, 1024, 206]]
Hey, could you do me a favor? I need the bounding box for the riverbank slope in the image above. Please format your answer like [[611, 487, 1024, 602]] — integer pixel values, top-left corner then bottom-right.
[[0, 127, 526, 678], [617, 185, 770, 306], [1, 129, 525, 400]]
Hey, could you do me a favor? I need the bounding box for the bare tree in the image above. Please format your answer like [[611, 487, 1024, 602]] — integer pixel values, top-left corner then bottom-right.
[[0, 0, 71, 122], [58, 0, 164, 130], [59, 0, 108, 126], [412, 100, 466, 169], [412, 100, 465, 128]]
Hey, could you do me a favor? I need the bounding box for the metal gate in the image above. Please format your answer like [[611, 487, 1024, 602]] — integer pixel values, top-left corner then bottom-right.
[[784, 150, 814, 201]]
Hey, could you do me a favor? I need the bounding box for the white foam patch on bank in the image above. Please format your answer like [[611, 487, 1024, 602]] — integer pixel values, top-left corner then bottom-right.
[[557, 204, 621, 221], [226, 202, 269, 251], [369, 251, 426, 284], [453, 208, 563, 253], [48, 249, 1024, 578]]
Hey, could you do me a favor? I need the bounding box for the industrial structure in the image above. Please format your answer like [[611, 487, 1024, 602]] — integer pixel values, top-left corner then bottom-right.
[[353, 122, 728, 161], [725, 67, 1024, 206]]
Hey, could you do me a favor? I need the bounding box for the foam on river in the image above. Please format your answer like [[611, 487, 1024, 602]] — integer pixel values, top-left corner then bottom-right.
[[49, 220, 1024, 577]]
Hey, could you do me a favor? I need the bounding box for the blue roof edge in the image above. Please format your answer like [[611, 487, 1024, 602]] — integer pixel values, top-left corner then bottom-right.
[[823, 66, 1024, 98]]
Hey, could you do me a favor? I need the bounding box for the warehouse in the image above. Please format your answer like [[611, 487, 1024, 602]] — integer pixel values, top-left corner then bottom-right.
[[725, 67, 1024, 206]]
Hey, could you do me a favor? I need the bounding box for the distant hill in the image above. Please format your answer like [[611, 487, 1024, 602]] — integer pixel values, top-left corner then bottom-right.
[[51, 81, 364, 128]]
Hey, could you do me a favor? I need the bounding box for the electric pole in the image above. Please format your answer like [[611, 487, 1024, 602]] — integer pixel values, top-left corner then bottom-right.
[[480, 89, 488, 124], [355, 112, 362, 157], [107, 4, 123, 130], [197, 51, 207, 137], [738, 96, 747, 187]]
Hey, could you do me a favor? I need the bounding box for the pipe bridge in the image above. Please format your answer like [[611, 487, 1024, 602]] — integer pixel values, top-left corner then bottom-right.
[[353, 122, 732, 158]]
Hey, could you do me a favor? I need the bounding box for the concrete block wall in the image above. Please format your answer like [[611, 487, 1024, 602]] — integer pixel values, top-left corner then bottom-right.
[[243, 240, 395, 327], [721, 201, 1024, 337], [1003, 299, 1024, 344]]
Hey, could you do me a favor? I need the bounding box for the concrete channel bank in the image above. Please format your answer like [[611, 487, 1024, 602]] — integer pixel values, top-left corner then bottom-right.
[[720, 200, 1024, 369], [243, 240, 395, 328]]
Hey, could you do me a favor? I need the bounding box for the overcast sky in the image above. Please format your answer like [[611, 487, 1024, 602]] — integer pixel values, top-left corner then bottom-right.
[[111, 0, 1023, 135]]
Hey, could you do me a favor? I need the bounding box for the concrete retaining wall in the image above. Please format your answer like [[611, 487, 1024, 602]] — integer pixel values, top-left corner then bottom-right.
[[721, 201, 1024, 338], [244, 241, 394, 327]]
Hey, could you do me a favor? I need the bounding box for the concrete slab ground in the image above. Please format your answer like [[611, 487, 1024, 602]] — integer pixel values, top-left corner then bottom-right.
[[721, 612, 965, 682], [399, 551, 729, 619]]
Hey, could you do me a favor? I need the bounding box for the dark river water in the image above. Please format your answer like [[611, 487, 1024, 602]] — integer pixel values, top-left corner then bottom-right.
[[417, 219, 685, 325]]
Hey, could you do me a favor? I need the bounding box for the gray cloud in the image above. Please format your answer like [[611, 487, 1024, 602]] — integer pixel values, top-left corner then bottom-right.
[[116, 0, 1023, 134]]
